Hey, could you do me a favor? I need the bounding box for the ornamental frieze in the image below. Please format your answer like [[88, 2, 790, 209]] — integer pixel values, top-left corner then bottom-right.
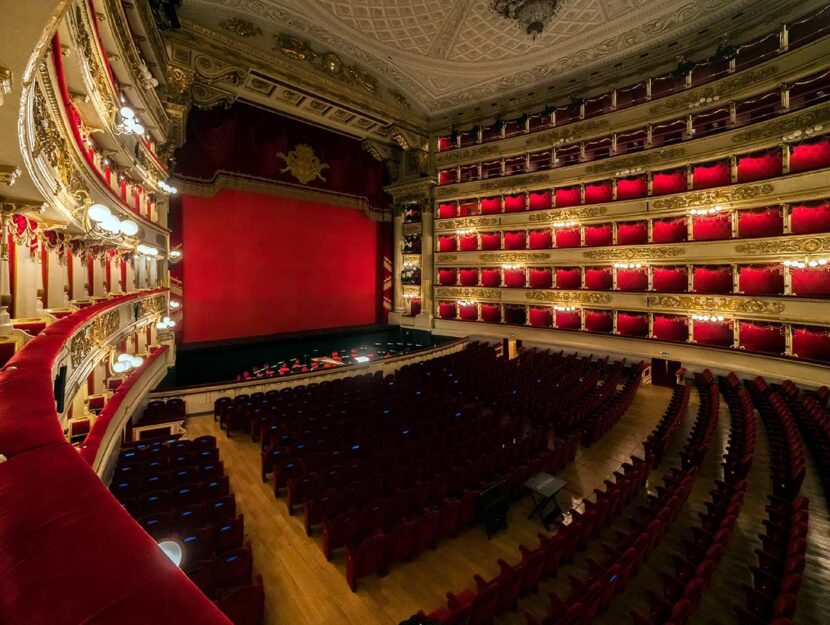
[[435, 144, 500, 167], [525, 118, 610, 148], [734, 236, 830, 255], [732, 103, 830, 144], [649, 65, 779, 115], [435, 217, 500, 231], [646, 295, 785, 315], [527, 206, 608, 222], [435, 287, 501, 300], [70, 310, 121, 367], [435, 186, 460, 199], [480, 252, 551, 262], [479, 173, 550, 191], [651, 183, 775, 210], [525, 291, 612, 305], [585, 147, 686, 175], [435, 254, 458, 262], [135, 294, 166, 318], [582, 246, 685, 260], [403, 285, 421, 296]]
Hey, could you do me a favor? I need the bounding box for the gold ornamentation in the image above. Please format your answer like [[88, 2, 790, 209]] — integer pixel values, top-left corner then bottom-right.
[[479, 173, 550, 191], [647, 295, 785, 315], [527, 206, 607, 222], [274, 34, 379, 94], [525, 291, 612, 304], [390, 126, 425, 151], [435, 186, 460, 199], [525, 118, 611, 148], [435, 287, 501, 300], [649, 65, 780, 114], [390, 90, 411, 110], [435, 217, 500, 231], [583, 246, 685, 260], [435, 144, 501, 167], [0, 165, 20, 186], [435, 254, 458, 262], [585, 147, 686, 175], [135, 294, 166, 318], [480, 252, 550, 262], [346, 66, 378, 94], [71, 4, 116, 120], [0, 66, 12, 107], [276, 144, 328, 185], [651, 183, 774, 210], [734, 236, 830, 255], [219, 18, 263, 38], [403, 285, 421, 296], [167, 65, 195, 105], [732, 104, 830, 143], [70, 310, 120, 367]]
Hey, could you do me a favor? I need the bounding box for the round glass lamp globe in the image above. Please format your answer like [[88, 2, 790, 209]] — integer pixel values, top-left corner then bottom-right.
[[117, 353, 132, 362], [112, 361, 130, 374], [120, 106, 135, 119], [130, 355, 144, 368], [158, 540, 182, 567], [120, 220, 139, 236], [88, 204, 111, 222]]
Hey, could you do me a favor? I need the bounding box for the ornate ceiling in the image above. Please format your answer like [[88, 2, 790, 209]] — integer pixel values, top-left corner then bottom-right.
[[178, 0, 802, 120]]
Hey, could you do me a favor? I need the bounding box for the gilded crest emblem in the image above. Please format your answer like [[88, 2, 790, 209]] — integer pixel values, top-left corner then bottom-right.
[[275, 144, 329, 185]]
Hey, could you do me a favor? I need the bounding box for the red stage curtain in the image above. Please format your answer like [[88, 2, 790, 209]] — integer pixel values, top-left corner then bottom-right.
[[504, 269, 526, 287], [791, 202, 830, 234], [529, 307, 553, 328], [585, 310, 612, 333], [694, 320, 734, 346], [617, 268, 648, 291], [740, 321, 785, 354], [793, 326, 830, 362], [584, 224, 612, 247], [738, 207, 783, 238], [529, 190, 552, 210], [459, 304, 478, 321], [481, 197, 501, 214], [459, 269, 479, 286], [459, 234, 478, 251], [503, 231, 526, 250], [459, 201, 478, 216], [652, 170, 687, 195], [555, 268, 581, 289], [653, 315, 688, 341], [504, 305, 526, 325], [438, 302, 457, 319], [738, 152, 783, 182], [585, 267, 612, 290], [585, 181, 612, 204], [529, 268, 553, 289], [617, 176, 648, 199], [555, 226, 581, 248], [481, 233, 501, 250], [504, 194, 527, 212], [438, 235, 457, 252], [438, 203, 457, 218], [652, 217, 688, 243], [653, 266, 688, 292], [693, 212, 731, 241], [555, 310, 581, 329], [790, 139, 830, 173], [481, 268, 500, 287], [481, 304, 502, 323], [555, 186, 581, 207], [791, 267, 830, 296], [693, 266, 733, 293], [693, 161, 730, 190], [617, 221, 647, 245], [438, 268, 457, 286], [529, 229, 552, 249], [739, 265, 784, 294], [617, 312, 649, 336]]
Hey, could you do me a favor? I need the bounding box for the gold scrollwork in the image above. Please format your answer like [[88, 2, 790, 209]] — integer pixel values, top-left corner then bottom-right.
[[135, 294, 166, 318], [732, 103, 830, 144], [734, 236, 830, 255], [585, 147, 686, 175], [435, 254, 458, 262], [435, 287, 501, 300], [70, 310, 121, 367], [435, 217, 500, 231], [646, 294, 785, 315], [527, 206, 608, 222], [479, 173, 550, 191], [480, 252, 551, 262], [525, 118, 611, 148], [651, 183, 775, 210], [219, 18, 263, 38], [524, 291, 612, 304], [276, 144, 329, 185], [582, 246, 685, 260]]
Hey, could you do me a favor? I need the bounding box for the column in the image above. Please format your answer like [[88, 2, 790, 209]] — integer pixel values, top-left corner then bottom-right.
[[687, 265, 695, 292], [13, 241, 38, 317], [418, 201, 435, 322], [92, 256, 106, 297], [46, 247, 67, 308], [730, 155, 738, 183], [785, 324, 793, 356], [688, 316, 695, 343], [733, 318, 741, 349], [648, 313, 654, 338], [613, 310, 618, 334], [779, 23, 789, 51], [782, 144, 791, 174], [782, 204, 791, 234], [393, 209, 405, 313], [70, 250, 86, 301], [780, 84, 790, 112], [109, 254, 122, 294]]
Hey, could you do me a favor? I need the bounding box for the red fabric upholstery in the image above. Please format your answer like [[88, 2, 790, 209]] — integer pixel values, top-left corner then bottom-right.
[[504, 270, 526, 288], [739, 322, 785, 354], [459, 269, 479, 287], [459, 304, 478, 321], [504, 194, 526, 213], [481, 269, 500, 287], [694, 320, 734, 346], [652, 170, 687, 195], [738, 152, 782, 182], [790, 139, 830, 173], [616, 176, 647, 199], [555, 227, 581, 248], [438, 269, 457, 286], [503, 231, 526, 250], [480, 233, 501, 250], [585, 310, 612, 333], [529, 268, 552, 289], [459, 201, 477, 217], [791, 203, 830, 234], [739, 265, 784, 294], [652, 218, 687, 243], [438, 236, 457, 252], [584, 224, 612, 247], [459, 234, 478, 251], [653, 315, 688, 342], [481, 304, 501, 323], [585, 268, 612, 290], [409, 298, 421, 316], [0, 342, 16, 368], [584, 182, 612, 204], [738, 207, 783, 238], [693, 213, 731, 241], [616, 222, 647, 245], [617, 312, 648, 337], [693, 266, 733, 293], [792, 326, 830, 362], [481, 197, 501, 215], [555, 268, 581, 290], [438, 302, 456, 319], [693, 162, 730, 190], [529, 191, 552, 211], [13, 322, 47, 335], [617, 268, 648, 291], [653, 267, 688, 292], [791, 267, 830, 296], [555, 187, 580, 207], [529, 230, 552, 249], [529, 307, 552, 328], [438, 203, 457, 218], [555, 310, 581, 329]]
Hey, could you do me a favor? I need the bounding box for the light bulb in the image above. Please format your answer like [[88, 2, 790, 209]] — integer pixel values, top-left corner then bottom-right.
[[112, 361, 130, 373], [158, 540, 182, 567], [117, 353, 132, 362], [120, 106, 135, 119], [120, 220, 139, 236], [88, 204, 111, 222], [130, 355, 144, 368]]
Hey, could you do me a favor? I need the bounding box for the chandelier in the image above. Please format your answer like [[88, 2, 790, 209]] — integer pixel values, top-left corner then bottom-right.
[[490, 0, 564, 38]]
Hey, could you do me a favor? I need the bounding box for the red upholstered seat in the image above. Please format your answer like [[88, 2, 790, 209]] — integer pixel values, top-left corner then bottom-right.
[[618, 312, 649, 336], [617, 176, 648, 199], [217, 575, 265, 625], [555, 186, 580, 207], [480, 233, 501, 250], [584, 224, 612, 247], [555, 227, 581, 248], [617, 222, 647, 245], [653, 315, 689, 341], [347, 533, 387, 591], [790, 139, 830, 173], [738, 207, 783, 238]]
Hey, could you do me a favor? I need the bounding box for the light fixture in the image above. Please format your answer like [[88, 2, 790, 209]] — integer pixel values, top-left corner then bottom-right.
[[169, 249, 182, 259], [501, 263, 524, 270], [784, 258, 827, 269], [692, 314, 726, 322], [614, 262, 643, 269], [136, 244, 158, 256], [354, 356, 370, 363], [614, 166, 643, 178], [552, 220, 576, 228], [117, 106, 145, 136], [687, 94, 720, 109], [553, 305, 577, 311], [158, 540, 183, 567], [156, 316, 176, 330], [490, 0, 563, 38], [690, 205, 723, 216], [783, 124, 824, 142], [87, 205, 139, 238], [169, 300, 181, 309], [458, 300, 477, 307], [158, 180, 178, 194], [113, 352, 144, 374]]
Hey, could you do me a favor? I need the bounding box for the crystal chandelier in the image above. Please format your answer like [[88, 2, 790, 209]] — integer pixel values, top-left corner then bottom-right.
[[490, 0, 564, 38]]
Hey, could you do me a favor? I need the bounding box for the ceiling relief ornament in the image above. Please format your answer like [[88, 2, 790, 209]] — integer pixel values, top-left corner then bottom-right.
[[732, 103, 830, 144], [219, 17, 263, 38], [734, 236, 830, 256], [167, 65, 195, 105], [585, 147, 686, 175], [583, 246, 685, 260], [525, 118, 610, 148], [276, 144, 329, 185], [71, 4, 117, 121], [647, 295, 785, 315], [435, 217, 501, 231], [480, 251, 551, 262], [651, 182, 774, 210], [525, 291, 612, 304], [435, 287, 502, 300], [527, 206, 607, 222], [190, 82, 235, 110]]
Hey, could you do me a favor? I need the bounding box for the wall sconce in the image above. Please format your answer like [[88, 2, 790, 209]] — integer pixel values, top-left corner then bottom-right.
[[158, 540, 183, 567], [169, 249, 182, 260], [687, 94, 720, 109], [552, 220, 577, 228], [136, 244, 158, 256], [117, 106, 145, 136], [112, 352, 144, 374], [783, 124, 823, 142], [689, 204, 723, 216], [501, 263, 524, 270], [692, 314, 726, 322], [553, 305, 577, 311], [169, 300, 181, 309], [783, 258, 827, 269], [88, 204, 139, 236], [158, 180, 178, 194], [156, 316, 176, 330], [614, 262, 643, 269]]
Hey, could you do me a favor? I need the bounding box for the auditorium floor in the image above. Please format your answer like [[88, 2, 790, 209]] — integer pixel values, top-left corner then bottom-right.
[[187, 383, 675, 625]]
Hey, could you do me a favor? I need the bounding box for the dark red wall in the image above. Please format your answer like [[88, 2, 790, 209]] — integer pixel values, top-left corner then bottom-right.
[[180, 189, 381, 344]]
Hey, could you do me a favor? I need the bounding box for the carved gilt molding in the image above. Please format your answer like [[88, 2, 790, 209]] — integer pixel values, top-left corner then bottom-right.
[[527, 206, 608, 222], [435, 217, 500, 232], [479, 251, 551, 263], [583, 246, 686, 260], [734, 235, 830, 255], [585, 147, 686, 175], [646, 294, 786, 315], [732, 102, 830, 144], [435, 287, 502, 300], [651, 182, 775, 210], [525, 291, 613, 305]]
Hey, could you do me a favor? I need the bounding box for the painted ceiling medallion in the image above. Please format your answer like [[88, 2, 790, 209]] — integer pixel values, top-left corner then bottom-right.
[[490, 0, 564, 38], [276, 144, 329, 185], [219, 17, 263, 38]]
